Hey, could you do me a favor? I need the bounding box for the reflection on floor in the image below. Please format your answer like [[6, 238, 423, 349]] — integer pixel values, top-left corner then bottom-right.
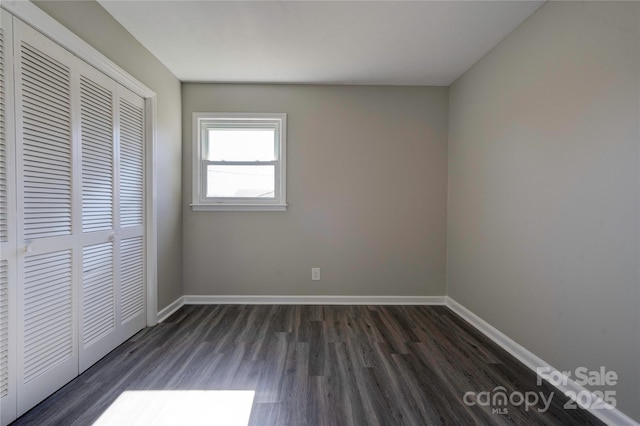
[[94, 390, 254, 425]]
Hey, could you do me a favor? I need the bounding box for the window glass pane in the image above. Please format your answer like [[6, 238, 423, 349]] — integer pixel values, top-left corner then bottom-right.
[[207, 129, 275, 161], [207, 165, 275, 198]]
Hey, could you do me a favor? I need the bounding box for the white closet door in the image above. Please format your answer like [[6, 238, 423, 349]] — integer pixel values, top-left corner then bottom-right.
[[116, 87, 145, 341], [0, 9, 17, 426], [13, 19, 79, 415], [1, 14, 148, 422], [78, 64, 117, 373]]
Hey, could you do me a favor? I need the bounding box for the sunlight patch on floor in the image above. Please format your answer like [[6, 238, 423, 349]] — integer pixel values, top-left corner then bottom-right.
[[93, 390, 255, 426]]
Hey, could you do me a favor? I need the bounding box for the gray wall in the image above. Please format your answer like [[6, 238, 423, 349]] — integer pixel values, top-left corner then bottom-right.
[[447, 1, 639, 420], [34, 1, 183, 311], [30, 0, 640, 419], [182, 84, 448, 297]]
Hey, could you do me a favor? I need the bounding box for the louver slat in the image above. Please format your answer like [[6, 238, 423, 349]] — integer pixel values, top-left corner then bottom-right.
[[119, 99, 143, 228], [82, 243, 114, 346], [23, 251, 73, 383], [120, 237, 143, 322], [20, 42, 71, 240], [81, 76, 113, 232]]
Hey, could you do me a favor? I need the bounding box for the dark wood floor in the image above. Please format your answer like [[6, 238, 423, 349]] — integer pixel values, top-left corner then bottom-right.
[[13, 305, 603, 425]]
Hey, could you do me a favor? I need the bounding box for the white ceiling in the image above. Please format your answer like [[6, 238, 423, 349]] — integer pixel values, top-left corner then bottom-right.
[[98, 0, 544, 86]]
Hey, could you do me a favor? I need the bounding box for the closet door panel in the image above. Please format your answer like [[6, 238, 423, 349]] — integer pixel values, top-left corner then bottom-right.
[[0, 12, 10, 242], [120, 236, 143, 323], [13, 19, 78, 416], [22, 250, 73, 382], [80, 73, 114, 234], [20, 43, 72, 240], [78, 64, 117, 372], [0, 261, 9, 401], [116, 88, 144, 340], [0, 261, 10, 422], [79, 241, 115, 372], [118, 92, 144, 230], [0, 9, 17, 426]]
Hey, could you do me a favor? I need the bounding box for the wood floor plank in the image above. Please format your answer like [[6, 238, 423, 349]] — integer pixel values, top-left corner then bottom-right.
[[329, 343, 371, 426], [254, 332, 288, 404], [12, 305, 605, 426]]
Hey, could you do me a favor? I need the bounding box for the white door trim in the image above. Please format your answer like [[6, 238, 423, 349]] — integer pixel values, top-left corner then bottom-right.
[[2, 1, 158, 326], [0, 9, 17, 425]]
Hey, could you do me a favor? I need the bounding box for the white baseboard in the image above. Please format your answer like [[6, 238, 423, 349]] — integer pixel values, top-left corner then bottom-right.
[[445, 297, 638, 426], [157, 296, 185, 323], [182, 295, 446, 305]]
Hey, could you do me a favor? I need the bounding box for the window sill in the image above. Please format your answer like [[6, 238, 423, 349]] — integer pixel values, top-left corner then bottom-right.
[[190, 203, 288, 212]]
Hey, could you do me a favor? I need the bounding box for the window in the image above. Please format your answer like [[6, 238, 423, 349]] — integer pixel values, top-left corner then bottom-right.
[[192, 113, 287, 211]]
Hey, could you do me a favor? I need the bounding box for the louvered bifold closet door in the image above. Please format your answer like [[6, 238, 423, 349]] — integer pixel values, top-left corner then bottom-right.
[[78, 63, 118, 373], [0, 10, 17, 426], [13, 20, 79, 415], [116, 87, 145, 340]]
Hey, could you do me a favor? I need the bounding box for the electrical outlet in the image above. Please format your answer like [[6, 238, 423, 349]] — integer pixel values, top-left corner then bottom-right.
[[312, 267, 320, 281]]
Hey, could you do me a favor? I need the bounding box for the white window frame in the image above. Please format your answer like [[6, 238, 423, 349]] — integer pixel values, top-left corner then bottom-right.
[[191, 112, 287, 211]]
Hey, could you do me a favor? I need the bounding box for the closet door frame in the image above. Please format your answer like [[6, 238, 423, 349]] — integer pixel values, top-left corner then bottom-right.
[[0, 9, 17, 426], [2, 1, 158, 329]]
